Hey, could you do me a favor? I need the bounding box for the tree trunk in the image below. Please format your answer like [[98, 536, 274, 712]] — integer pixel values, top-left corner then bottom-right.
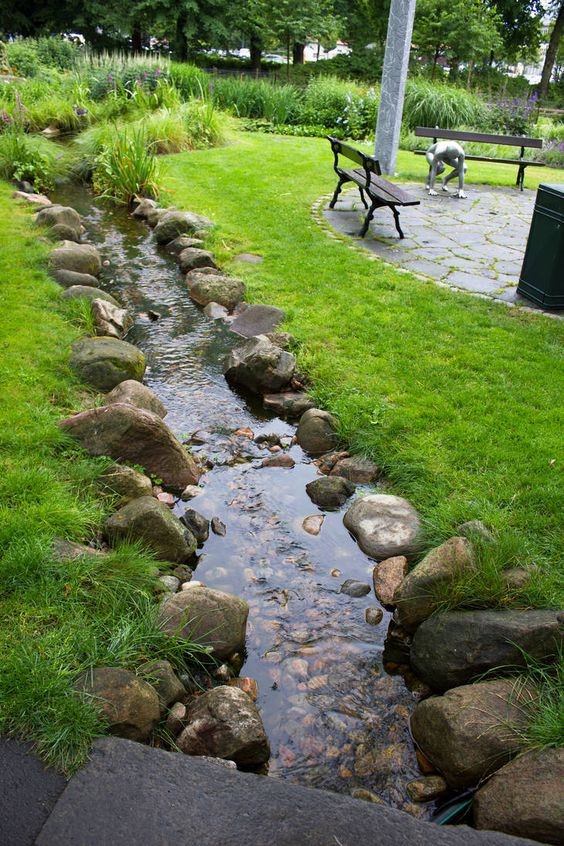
[[539, 1, 564, 100], [249, 32, 262, 70], [175, 13, 189, 62], [131, 23, 142, 54], [467, 59, 474, 89], [431, 46, 440, 80], [292, 42, 305, 64]]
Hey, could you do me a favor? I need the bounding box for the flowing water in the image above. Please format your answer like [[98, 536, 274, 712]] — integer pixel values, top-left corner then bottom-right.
[[56, 185, 429, 817]]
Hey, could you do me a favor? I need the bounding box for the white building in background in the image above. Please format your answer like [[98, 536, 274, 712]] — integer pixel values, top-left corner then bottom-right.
[[303, 41, 351, 62]]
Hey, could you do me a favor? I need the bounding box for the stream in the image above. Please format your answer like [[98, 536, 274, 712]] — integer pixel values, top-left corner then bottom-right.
[[56, 184, 428, 817]]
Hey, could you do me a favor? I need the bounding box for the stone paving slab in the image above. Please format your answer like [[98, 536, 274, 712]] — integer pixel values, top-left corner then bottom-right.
[[322, 183, 562, 316], [36, 737, 540, 846]]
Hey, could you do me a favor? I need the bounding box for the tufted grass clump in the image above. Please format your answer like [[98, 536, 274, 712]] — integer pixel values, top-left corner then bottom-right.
[[92, 127, 161, 204], [403, 79, 489, 130]]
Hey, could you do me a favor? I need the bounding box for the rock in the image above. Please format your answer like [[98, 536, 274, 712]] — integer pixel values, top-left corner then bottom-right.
[[410, 678, 536, 788], [213, 664, 233, 683], [158, 575, 180, 593], [165, 235, 204, 255], [74, 667, 160, 742], [159, 586, 248, 661], [211, 517, 226, 537], [457, 520, 494, 542], [131, 198, 158, 219], [181, 485, 203, 500], [49, 241, 102, 277], [373, 556, 409, 610], [343, 495, 422, 561], [179, 509, 209, 545], [365, 607, 384, 625], [296, 408, 339, 456], [165, 702, 187, 736], [59, 404, 200, 493], [172, 565, 193, 582], [178, 247, 217, 273], [105, 380, 167, 418], [176, 685, 269, 767], [350, 788, 385, 805], [264, 331, 294, 350], [203, 302, 229, 320], [98, 464, 153, 503], [261, 454, 295, 468], [36, 204, 81, 236], [186, 266, 226, 280], [140, 660, 186, 710], [13, 190, 52, 206], [224, 335, 296, 394], [393, 537, 475, 630], [406, 776, 448, 803], [47, 223, 81, 242], [105, 497, 196, 563], [502, 567, 533, 590], [91, 299, 132, 339], [340, 579, 371, 598], [305, 476, 355, 509], [52, 538, 104, 561], [145, 207, 170, 228], [263, 392, 315, 418], [153, 211, 214, 244], [227, 677, 258, 702], [330, 456, 381, 484], [188, 272, 246, 312], [69, 337, 145, 392], [410, 609, 564, 692], [303, 515, 324, 535], [229, 304, 285, 338], [62, 286, 120, 306], [42, 125, 60, 137], [474, 748, 564, 845], [382, 621, 413, 666], [52, 269, 101, 289]]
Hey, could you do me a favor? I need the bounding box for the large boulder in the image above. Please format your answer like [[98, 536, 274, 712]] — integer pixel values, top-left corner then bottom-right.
[[296, 408, 339, 455], [229, 304, 285, 338], [105, 496, 196, 563], [224, 335, 296, 394], [305, 476, 356, 509], [62, 286, 120, 306], [410, 679, 535, 788], [410, 609, 564, 691], [75, 667, 160, 742], [158, 586, 248, 661], [105, 380, 167, 418], [165, 235, 203, 255], [59, 404, 200, 493], [69, 337, 145, 391], [474, 748, 564, 845], [91, 299, 132, 339], [178, 247, 217, 273], [153, 211, 214, 244], [263, 392, 315, 419], [343, 494, 422, 560], [177, 685, 270, 767], [52, 269, 101, 289], [47, 223, 81, 242], [393, 537, 475, 630], [49, 241, 102, 276], [98, 464, 153, 503], [36, 204, 82, 237], [188, 272, 246, 312]]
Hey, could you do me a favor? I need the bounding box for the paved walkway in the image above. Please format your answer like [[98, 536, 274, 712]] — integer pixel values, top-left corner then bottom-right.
[[323, 182, 561, 315]]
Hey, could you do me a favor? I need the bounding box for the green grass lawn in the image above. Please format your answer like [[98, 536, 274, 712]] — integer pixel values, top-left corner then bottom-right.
[[164, 132, 564, 608]]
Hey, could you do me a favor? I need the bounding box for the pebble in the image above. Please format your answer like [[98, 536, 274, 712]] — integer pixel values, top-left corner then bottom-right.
[[406, 775, 448, 802], [261, 454, 296, 468], [350, 788, 385, 805], [181, 485, 203, 500], [156, 492, 176, 508], [165, 702, 186, 736], [330, 568, 341, 577], [365, 607, 384, 626], [415, 748, 436, 775], [234, 427, 254, 438], [211, 517, 226, 536], [158, 575, 180, 593], [303, 515, 324, 535], [228, 677, 258, 701], [213, 664, 232, 682], [339, 579, 371, 598], [181, 580, 204, 590]]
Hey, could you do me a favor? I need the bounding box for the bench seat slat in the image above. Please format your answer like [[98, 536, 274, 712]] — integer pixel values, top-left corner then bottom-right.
[[413, 150, 545, 166], [414, 126, 543, 148], [342, 169, 418, 205]]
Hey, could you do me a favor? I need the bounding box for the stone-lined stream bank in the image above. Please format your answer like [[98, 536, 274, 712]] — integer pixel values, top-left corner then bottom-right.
[[12, 184, 563, 843]]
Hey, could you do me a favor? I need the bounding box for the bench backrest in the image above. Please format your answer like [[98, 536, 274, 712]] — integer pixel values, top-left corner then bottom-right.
[[415, 126, 542, 149], [327, 135, 382, 175]]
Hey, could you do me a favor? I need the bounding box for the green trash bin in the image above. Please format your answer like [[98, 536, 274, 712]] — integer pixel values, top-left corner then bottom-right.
[[517, 183, 564, 309]]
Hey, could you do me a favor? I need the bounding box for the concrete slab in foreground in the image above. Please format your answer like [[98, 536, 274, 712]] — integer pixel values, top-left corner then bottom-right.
[[36, 738, 538, 846]]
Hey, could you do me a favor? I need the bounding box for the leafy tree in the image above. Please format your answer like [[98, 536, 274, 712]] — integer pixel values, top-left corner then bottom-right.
[[413, 0, 502, 78], [539, 0, 564, 100], [486, 0, 543, 62]]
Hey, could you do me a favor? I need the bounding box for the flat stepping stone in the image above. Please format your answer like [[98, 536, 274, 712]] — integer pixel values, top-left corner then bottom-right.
[[343, 494, 421, 560], [229, 305, 285, 338]]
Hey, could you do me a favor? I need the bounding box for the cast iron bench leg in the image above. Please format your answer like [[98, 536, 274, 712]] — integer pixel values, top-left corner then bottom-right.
[[358, 187, 369, 209], [516, 163, 526, 191], [329, 176, 347, 208], [359, 200, 379, 237], [392, 206, 405, 239]]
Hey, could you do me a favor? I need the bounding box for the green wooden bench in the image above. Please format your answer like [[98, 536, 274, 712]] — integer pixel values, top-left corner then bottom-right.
[[414, 127, 545, 191], [327, 136, 420, 238]]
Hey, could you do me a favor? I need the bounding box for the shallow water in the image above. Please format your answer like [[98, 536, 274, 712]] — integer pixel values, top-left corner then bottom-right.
[[56, 185, 428, 815]]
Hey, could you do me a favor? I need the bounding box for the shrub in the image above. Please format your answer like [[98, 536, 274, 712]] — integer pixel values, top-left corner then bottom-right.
[[0, 129, 58, 191], [486, 93, 539, 135], [301, 76, 364, 127], [6, 37, 79, 77], [403, 80, 489, 130]]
